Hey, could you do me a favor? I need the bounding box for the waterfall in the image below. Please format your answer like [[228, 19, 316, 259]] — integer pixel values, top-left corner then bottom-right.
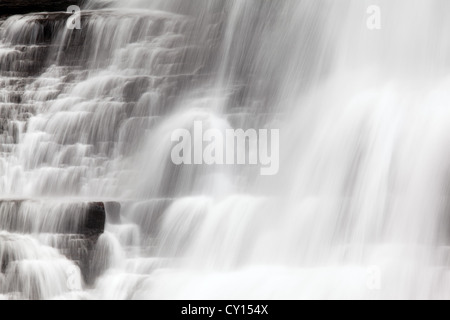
[[1, 0, 450, 299]]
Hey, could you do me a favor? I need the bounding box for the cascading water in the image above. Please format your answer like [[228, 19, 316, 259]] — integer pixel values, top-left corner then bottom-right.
[[2, 0, 450, 299]]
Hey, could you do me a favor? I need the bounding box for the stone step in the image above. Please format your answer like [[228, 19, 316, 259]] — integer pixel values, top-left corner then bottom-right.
[[0, 200, 106, 235], [0, 45, 52, 76], [0, 200, 113, 284], [0, 0, 80, 17]]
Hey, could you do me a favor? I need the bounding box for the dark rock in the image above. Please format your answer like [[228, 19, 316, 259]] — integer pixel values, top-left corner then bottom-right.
[[0, 200, 107, 284], [0, 0, 82, 17], [83, 202, 106, 236]]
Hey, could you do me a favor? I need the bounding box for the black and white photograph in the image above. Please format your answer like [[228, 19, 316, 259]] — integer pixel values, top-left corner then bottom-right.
[[0, 0, 448, 302]]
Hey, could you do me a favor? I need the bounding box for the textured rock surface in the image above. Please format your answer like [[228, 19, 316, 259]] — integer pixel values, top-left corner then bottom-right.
[[0, 201, 107, 284], [0, 0, 81, 16], [0, 12, 79, 158]]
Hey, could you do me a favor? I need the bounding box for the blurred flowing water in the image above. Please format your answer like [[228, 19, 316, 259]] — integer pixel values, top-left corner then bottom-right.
[[1, 0, 450, 299]]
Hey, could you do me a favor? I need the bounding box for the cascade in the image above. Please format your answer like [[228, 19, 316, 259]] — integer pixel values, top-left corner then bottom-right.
[[1, 0, 450, 299]]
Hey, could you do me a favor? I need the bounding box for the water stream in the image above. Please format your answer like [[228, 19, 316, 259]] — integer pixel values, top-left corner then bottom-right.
[[1, 0, 450, 299]]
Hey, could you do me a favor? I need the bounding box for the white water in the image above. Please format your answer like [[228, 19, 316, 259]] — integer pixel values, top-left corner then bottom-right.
[[1, 0, 450, 299]]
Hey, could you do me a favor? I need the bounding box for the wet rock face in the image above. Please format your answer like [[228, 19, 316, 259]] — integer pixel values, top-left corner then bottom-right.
[[84, 202, 107, 236], [0, 201, 110, 286], [0, 12, 77, 159], [0, 0, 81, 17]]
